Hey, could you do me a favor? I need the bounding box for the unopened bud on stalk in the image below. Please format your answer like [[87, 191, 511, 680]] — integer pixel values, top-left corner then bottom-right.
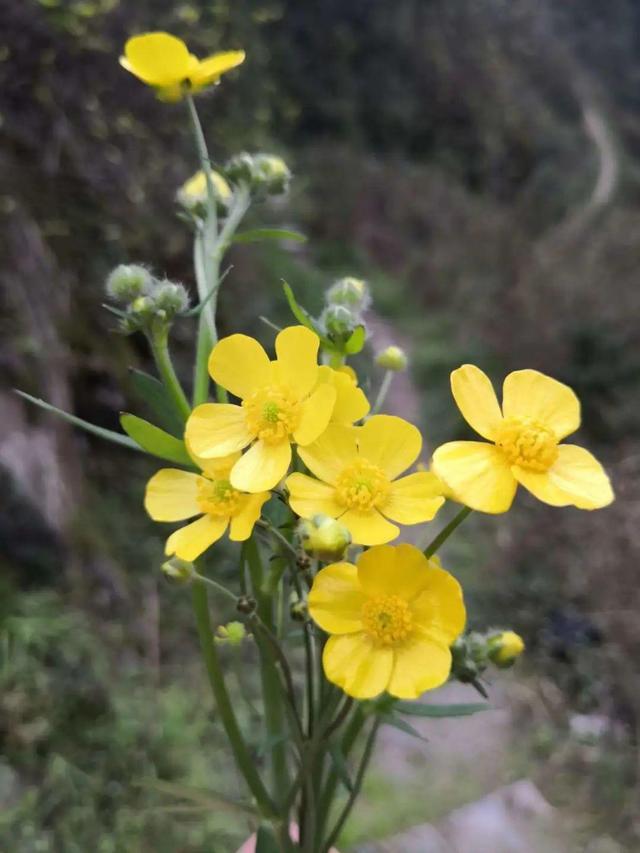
[[177, 169, 232, 215], [375, 345, 408, 372], [106, 264, 153, 302], [487, 630, 525, 668], [215, 621, 248, 646], [320, 304, 359, 343], [299, 514, 352, 561], [161, 557, 195, 583], [326, 277, 370, 312], [290, 599, 308, 622], [236, 595, 257, 615], [224, 152, 291, 196], [154, 280, 191, 316]]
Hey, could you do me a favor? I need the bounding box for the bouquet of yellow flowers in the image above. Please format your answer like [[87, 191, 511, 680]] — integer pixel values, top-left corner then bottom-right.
[[21, 32, 614, 852]]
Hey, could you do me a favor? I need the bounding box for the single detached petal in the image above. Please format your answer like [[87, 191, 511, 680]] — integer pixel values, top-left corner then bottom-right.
[[274, 326, 320, 398], [186, 404, 253, 459], [540, 444, 613, 509], [323, 633, 393, 699], [431, 441, 517, 514], [165, 514, 228, 561], [412, 565, 466, 646], [308, 561, 365, 634], [358, 543, 431, 601], [502, 369, 580, 440], [451, 364, 503, 441], [383, 472, 445, 524], [297, 424, 359, 485], [230, 439, 292, 492], [286, 473, 344, 518], [387, 636, 452, 699], [339, 508, 399, 546], [123, 33, 191, 86], [293, 383, 336, 446], [208, 334, 271, 400], [357, 415, 422, 479], [229, 492, 270, 541], [189, 50, 246, 85], [144, 469, 202, 521]]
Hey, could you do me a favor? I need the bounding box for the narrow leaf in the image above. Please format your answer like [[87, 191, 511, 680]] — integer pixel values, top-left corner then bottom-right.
[[233, 228, 307, 245], [379, 713, 428, 743], [344, 325, 366, 355], [15, 391, 140, 451], [328, 742, 354, 793], [137, 778, 254, 815], [282, 281, 316, 331], [394, 701, 489, 718], [129, 369, 184, 436], [255, 825, 281, 853], [120, 413, 194, 466]]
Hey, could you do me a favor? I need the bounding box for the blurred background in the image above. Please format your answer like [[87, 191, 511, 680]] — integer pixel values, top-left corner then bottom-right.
[[1, 1, 639, 850]]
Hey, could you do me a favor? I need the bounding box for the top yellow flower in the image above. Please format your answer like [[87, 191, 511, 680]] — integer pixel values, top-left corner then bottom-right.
[[120, 32, 245, 101], [186, 326, 337, 493], [432, 365, 614, 513]]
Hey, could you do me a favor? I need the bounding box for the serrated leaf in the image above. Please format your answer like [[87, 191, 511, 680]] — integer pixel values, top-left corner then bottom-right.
[[328, 741, 354, 792], [120, 413, 194, 466], [344, 325, 366, 355], [394, 701, 489, 718], [379, 713, 428, 742], [255, 825, 281, 853], [16, 390, 140, 451], [129, 369, 184, 436], [233, 228, 307, 245]]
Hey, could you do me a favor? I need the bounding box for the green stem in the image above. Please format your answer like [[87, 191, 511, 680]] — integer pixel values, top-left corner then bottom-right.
[[191, 580, 277, 819], [424, 505, 472, 558], [192, 232, 213, 406], [370, 370, 393, 416], [148, 326, 191, 422]]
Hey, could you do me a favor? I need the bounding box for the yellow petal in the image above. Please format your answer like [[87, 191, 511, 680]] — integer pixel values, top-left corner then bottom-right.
[[191, 451, 241, 480], [383, 472, 445, 524], [517, 444, 614, 510], [431, 441, 517, 514], [189, 50, 246, 85], [502, 369, 580, 440], [230, 439, 291, 492], [165, 514, 228, 561], [323, 633, 393, 699], [123, 32, 190, 86], [293, 383, 336, 445], [412, 565, 466, 645], [358, 543, 431, 600], [286, 472, 343, 518], [229, 493, 270, 541], [387, 636, 452, 699], [297, 424, 358, 484], [317, 366, 369, 424], [451, 364, 503, 441], [340, 508, 398, 546], [274, 326, 320, 398], [308, 561, 364, 634], [186, 404, 252, 459], [144, 469, 202, 521], [208, 334, 272, 400], [357, 415, 422, 479], [511, 467, 572, 507]]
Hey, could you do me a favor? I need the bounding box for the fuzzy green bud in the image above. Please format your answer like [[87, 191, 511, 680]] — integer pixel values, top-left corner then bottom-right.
[[161, 557, 194, 583], [106, 264, 153, 302], [215, 621, 248, 646], [153, 280, 190, 317], [487, 631, 525, 668], [320, 304, 359, 344], [299, 514, 352, 561], [224, 152, 291, 196], [326, 277, 370, 312], [375, 345, 408, 372]]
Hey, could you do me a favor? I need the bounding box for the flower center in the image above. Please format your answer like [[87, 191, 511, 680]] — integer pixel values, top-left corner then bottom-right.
[[243, 385, 301, 444], [197, 477, 243, 517], [361, 595, 412, 646], [495, 416, 558, 472], [334, 459, 390, 511]]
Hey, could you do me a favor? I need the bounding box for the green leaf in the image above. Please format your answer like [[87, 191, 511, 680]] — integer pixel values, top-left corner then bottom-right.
[[379, 713, 428, 743], [129, 369, 184, 436], [137, 778, 253, 815], [282, 280, 317, 331], [233, 228, 307, 245], [344, 324, 366, 355], [255, 825, 281, 853], [15, 391, 140, 451], [120, 414, 194, 466], [394, 701, 489, 718], [328, 741, 354, 792]]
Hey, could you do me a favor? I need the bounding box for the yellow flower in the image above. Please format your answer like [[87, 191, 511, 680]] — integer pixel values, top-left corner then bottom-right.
[[308, 544, 466, 699], [488, 630, 525, 667], [177, 169, 232, 209], [186, 326, 337, 492], [145, 452, 269, 561], [432, 365, 614, 514], [286, 415, 444, 545], [317, 365, 369, 425], [120, 32, 245, 101]]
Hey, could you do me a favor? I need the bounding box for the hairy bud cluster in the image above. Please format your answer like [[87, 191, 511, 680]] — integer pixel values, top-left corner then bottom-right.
[[105, 264, 190, 334], [223, 152, 291, 196], [320, 277, 371, 347], [176, 169, 232, 218], [450, 629, 525, 691]]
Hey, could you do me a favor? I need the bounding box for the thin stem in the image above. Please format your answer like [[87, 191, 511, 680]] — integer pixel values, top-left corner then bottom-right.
[[192, 231, 212, 406], [193, 572, 238, 605], [191, 580, 277, 819], [424, 505, 472, 558], [370, 370, 393, 416], [257, 520, 299, 560], [148, 327, 191, 422]]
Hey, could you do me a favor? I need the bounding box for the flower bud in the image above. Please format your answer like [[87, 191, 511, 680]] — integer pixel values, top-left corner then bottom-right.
[[224, 152, 291, 196], [106, 264, 153, 302], [375, 345, 408, 372], [161, 557, 195, 583], [299, 515, 352, 561], [326, 277, 370, 312], [177, 169, 232, 215], [236, 595, 257, 615], [153, 280, 191, 317], [320, 304, 359, 344], [215, 621, 248, 646], [487, 631, 525, 668], [290, 599, 308, 622]]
